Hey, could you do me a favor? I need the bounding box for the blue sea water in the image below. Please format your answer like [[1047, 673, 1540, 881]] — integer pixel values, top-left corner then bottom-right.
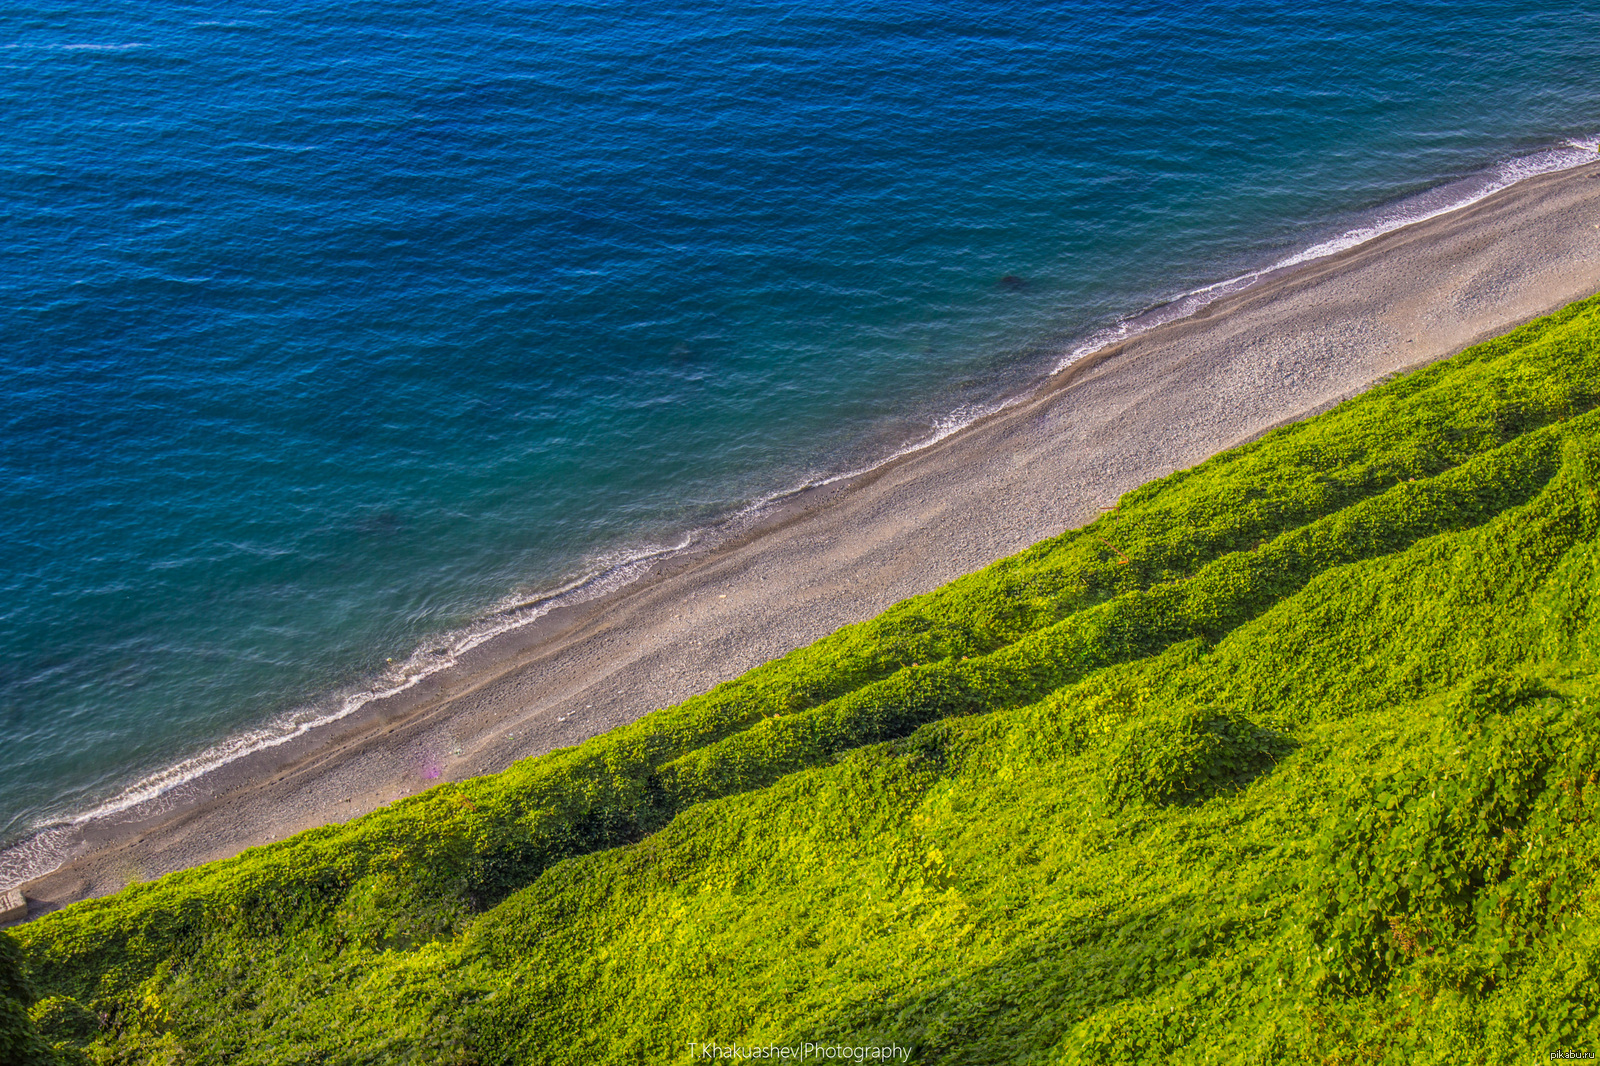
[[2, 0, 1599, 876]]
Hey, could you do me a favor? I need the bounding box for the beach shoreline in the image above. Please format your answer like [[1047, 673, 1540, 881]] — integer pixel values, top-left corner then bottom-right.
[[13, 157, 1600, 918]]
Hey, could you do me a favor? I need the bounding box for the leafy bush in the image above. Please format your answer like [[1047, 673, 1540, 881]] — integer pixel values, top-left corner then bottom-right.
[[1, 930, 56, 1066]]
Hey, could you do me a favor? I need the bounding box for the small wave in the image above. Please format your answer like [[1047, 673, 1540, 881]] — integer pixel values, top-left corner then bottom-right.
[[233, 140, 320, 155], [46, 540, 696, 816], [1054, 135, 1600, 373], [0, 827, 80, 892], [3, 42, 150, 53], [815, 398, 1022, 488]]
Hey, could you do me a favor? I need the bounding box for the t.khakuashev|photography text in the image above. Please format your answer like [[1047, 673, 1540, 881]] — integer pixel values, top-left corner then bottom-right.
[[687, 1043, 911, 1061]]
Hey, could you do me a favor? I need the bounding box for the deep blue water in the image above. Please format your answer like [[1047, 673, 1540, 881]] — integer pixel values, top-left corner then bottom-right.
[[3, 0, 1599, 875]]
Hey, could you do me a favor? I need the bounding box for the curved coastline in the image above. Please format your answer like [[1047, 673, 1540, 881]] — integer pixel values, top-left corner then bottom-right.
[[8, 155, 1600, 913]]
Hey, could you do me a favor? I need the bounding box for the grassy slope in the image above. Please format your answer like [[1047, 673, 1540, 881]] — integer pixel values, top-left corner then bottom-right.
[[9, 294, 1600, 1063]]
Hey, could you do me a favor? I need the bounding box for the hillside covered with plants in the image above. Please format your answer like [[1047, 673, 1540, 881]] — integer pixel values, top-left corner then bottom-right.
[[6, 294, 1600, 1064]]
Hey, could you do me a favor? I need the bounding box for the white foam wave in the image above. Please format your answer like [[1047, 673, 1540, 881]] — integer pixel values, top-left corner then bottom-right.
[[817, 397, 1023, 486], [68, 545, 695, 822], [0, 828, 79, 893], [1054, 135, 1600, 373]]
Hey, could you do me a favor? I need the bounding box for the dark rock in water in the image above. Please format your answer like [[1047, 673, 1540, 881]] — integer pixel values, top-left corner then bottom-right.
[[999, 274, 1027, 291], [358, 511, 402, 535]]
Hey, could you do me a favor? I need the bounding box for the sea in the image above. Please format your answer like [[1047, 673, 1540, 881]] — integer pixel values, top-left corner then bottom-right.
[[3, 0, 1599, 887]]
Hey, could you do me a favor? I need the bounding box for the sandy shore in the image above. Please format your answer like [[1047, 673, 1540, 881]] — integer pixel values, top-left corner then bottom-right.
[[16, 158, 1600, 916]]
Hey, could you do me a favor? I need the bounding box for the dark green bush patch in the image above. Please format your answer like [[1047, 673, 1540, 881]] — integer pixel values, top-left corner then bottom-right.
[[29, 995, 98, 1045], [1099, 708, 1291, 810]]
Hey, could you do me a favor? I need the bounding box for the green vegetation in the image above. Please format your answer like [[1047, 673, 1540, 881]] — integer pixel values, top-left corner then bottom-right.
[[8, 293, 1600, 1063]]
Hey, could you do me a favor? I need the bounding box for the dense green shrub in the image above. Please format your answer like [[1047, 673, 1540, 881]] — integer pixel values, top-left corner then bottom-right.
[[30, 995, 99, 1046], [1, 930, 56, 1066], [1295, 671, 1592, 997]]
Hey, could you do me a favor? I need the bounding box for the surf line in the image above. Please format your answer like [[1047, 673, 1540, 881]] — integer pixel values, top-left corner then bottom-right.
[[1055, 135, 1600, 373]]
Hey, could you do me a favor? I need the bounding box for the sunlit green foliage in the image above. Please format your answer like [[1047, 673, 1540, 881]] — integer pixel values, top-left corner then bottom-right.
[[10, 293, 1600, 1063]]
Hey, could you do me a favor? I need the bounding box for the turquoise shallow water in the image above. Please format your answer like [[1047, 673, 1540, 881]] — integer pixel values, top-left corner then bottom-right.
[[2, 0, 1599, 874]]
